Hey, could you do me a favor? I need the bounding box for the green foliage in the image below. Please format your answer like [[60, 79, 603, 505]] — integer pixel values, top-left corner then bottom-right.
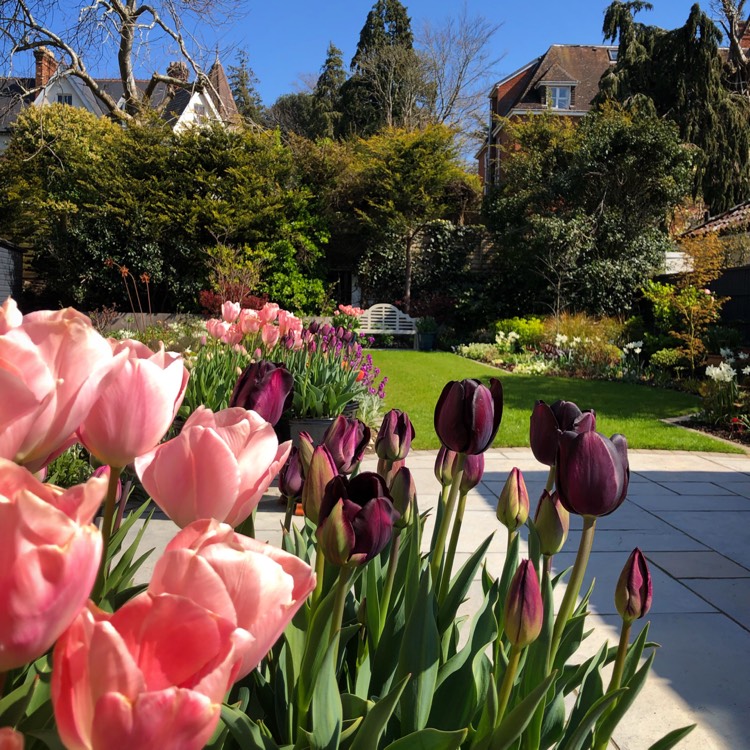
[[495, 317, 545, 348], [0, 108, 327, 312], [227, 50, 267, 125], [484, 107, 691, 319], [648, 348, 685, 370], [599, 1, 750, 212]]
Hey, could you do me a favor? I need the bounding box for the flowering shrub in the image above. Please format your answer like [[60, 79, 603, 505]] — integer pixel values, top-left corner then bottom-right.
[[331, 304, 365, 331]]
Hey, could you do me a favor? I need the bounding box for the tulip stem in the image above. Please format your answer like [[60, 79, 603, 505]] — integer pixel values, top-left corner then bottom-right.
[[548, 514, 597, 670], [545, 465, 556, 493], [496, 644, 522, 726], [113, 478, 132, 534], [0, 672, 6, 697], [440, 490, 468, 604], [92, 465, 124, 601], [379, 532, 401, 641], [283, 495, 296, 532], [593, 621, 632, 750], [330, 566, 354, 649], [430, 454, 465, 585], [311, 545, 326, 609]]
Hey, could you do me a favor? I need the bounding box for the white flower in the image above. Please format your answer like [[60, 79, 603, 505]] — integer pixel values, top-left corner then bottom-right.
[[720, 347, 733, 358], [555, 333, 568, 346], [739, 352, 748, 360], [634, 348, 642, 354], [573, 336, 582, 344], [743, 366, 750, 376], [706, 362, 736, 383]]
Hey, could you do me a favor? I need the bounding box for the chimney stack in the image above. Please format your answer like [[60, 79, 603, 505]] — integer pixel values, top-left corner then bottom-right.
[[166, 61, 189, 83], [740, 19, 750, 49], [34, 47, 58, 88]]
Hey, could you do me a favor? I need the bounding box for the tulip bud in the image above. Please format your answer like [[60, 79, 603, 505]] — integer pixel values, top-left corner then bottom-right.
[[279, 447, 304, 500], [460, 453, 485, 493], [434, 446, 459, 487], [434, 378, 503, 455], [496, 467, 529, 532], [615, 548, 652, 623], [533, 490, 569, 556], [530, 399, 595, 467], [308, 320, 320, 334], [323, 415, 371, 475], [0, 727, 24, 749], [375, 409, 415, 462], [230, 360, 294, 427], [390, 466, 416, 528], [376, 456, 405, 487], [301, 445, 338, 524], [504, 559, 543, 647], [316, 473, 397, 566], [297, 431, 315, 476], [556, 431, 629, 517]]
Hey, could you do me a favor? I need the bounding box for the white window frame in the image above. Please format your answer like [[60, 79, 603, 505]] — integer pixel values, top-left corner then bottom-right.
[[57, 93, 73, 106], [549, 86, 571, 110]]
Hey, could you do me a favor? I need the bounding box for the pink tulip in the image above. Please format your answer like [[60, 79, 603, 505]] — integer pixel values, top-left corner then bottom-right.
[[221, 300, 241, 324], [52, 594, 238, 750], [0, 727, 24, 750], [0, 308, 115, 472], [205, 318, 227, 340], [277, 310, 302, 336], [78, 340, 188, 468], [149, 519, 316, 678], [0, 297, 22, 333], [259, 302, 280, 324], [238, 308, 261, 334], [261, 323, 280, 348], [0, 459, 107, 671], [135, 406, 291, 528]]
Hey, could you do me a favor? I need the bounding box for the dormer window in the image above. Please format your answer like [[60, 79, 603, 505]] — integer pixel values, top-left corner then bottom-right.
[[608, 49, 619, 62], [57, 94, 73, 106], [548, 86, 571, 110]]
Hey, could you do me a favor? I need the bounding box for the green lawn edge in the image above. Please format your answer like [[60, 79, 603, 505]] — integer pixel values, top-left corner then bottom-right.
[[372, 350, 744, 454]]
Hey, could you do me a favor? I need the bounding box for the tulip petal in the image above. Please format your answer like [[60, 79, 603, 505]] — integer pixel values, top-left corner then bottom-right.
[[316, 500, 355, 566], [351, 497, 395, 562], [435, 381, 471, 453], [529, 401, 559, 467]]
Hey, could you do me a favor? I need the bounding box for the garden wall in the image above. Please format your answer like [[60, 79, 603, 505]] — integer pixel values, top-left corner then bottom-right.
[[709, 264, 750, 340], [0, 239, 23, 301]]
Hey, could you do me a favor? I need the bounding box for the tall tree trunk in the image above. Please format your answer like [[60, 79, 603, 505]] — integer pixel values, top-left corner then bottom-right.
[[403, 232, 413, 314]]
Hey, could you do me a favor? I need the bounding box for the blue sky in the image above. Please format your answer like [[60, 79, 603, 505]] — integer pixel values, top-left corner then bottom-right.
[[203, 0, 709, 104]]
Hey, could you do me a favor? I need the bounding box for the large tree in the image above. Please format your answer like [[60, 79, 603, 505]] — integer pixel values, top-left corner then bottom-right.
[[339, 0, 429, 136], [484, 106, 692, 318], [599, 1, 750, 212], [227, 49, 266, 126], [0, 0, 238, 122], [353, 124, 479, 312]]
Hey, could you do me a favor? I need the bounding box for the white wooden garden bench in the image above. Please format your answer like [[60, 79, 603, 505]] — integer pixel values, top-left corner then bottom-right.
[[358, 303, 417, 336]]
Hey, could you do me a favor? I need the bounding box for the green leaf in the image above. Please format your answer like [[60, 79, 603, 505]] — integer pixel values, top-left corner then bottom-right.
[[349, 675, 409, 750], [539, 690, 566, 750], [221, 704, 280, 749], [646, 724, 697, 750], [298, 588, 337, 710], [488, 672, 557, 750], [438, 532, 494, 635], [395, 568, 440, 734], [495, 531, 520, 639], [559, 642, 608, 747], [622, 622, 656, 685], [557, 689, 627, 750], [384, 728, 468, 750], [310, 640, 342, 750]]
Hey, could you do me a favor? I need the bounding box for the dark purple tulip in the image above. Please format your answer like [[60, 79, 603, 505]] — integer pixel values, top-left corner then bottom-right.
[[316, 472, 398, 566], [229, 360, 294, 426], [460, 453, 485, 493], [323, 415, 371, 475], [504, 559, 543, 647], [308, 320, 320, 334], [615, 548, 652, 623], [389, 465, 416, 527], [529, 399, 595, 467], [434, 446, 459, 487], [375, 409, 415, 462], [279, 447, 304, 500], [555, 431, 629, 517], [434, 378, 503, 455]]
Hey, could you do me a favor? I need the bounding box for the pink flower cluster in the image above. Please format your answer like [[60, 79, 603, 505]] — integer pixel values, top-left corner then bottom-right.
[[0, 297, 314, 750], [205, 301, 304, 350], [337, 304, 365, 317]]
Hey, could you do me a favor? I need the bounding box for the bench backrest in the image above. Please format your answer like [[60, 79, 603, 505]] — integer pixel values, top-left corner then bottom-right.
[[359, 303, 416, 334]]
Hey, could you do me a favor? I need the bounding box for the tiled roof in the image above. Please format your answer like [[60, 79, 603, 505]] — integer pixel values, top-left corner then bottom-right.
[[207, 60, 239, 121], [681, 201, 750, 237], [495, 45, 617, 114]]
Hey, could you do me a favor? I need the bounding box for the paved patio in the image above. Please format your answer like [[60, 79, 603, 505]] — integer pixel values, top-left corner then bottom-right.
[[135, 448, 750, 750]]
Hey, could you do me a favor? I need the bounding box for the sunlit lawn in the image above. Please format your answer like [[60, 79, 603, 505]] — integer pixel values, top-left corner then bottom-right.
[[372, 350, 743, 453]]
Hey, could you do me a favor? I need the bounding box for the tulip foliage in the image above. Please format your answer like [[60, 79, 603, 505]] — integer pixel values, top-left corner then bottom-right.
[[0, 300, 694, 750]]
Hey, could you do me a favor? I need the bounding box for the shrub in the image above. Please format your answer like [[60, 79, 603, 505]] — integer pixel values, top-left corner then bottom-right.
[[649, 348, 686, 370], [455, 342, 500, 364], [495, 316, 545, 347]]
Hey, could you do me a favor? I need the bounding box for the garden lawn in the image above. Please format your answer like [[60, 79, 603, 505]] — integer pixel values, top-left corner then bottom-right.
[[373, 350, 744, 453]]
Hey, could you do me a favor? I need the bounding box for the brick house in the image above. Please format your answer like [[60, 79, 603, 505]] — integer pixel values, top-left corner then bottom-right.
[[477, 44, 618, 188], [0, 48, 239, 152]]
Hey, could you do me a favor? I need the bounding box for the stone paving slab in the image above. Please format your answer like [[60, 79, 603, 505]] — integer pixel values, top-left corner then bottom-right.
[[683, 578, 750, 625], [629, 494, 750, 512], [647, 550, 750, 579]]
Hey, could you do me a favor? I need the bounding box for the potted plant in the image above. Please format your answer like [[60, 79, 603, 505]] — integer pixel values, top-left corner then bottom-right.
[[415, 316, 438, 351]]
